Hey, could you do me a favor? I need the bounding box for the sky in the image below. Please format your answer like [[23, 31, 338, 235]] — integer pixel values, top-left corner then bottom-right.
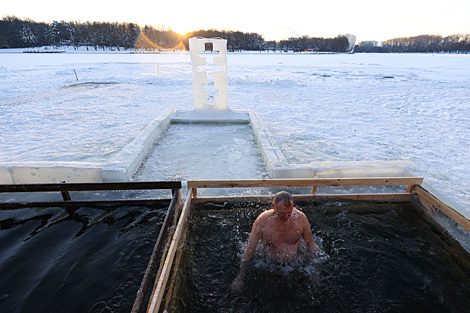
[[2, 0, 469, 43]]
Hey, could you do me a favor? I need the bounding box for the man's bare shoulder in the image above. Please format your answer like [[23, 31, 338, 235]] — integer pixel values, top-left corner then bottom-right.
[[255, 209, 274, 224], [292, 208, 307, 220]]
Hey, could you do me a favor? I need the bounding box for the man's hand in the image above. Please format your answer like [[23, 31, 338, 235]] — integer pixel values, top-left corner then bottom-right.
[[231, 276, 244, 295]]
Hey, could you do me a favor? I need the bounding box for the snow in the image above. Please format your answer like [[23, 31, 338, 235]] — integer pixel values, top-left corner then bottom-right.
[[0, 48, 469, 216]]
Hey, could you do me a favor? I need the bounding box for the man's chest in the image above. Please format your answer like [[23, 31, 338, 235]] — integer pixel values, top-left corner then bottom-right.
[[263, 222, 302, 245]]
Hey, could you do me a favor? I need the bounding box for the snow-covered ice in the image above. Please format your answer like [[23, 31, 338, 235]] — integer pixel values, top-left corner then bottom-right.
[[0, 49, 469, 216]]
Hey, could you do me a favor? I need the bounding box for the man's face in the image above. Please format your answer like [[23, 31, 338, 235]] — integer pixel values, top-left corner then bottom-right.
[[272, 200, 294, 222]]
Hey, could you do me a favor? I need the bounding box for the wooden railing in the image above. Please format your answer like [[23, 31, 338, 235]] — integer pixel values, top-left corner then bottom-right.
[[149, 176, 456, 313], [413, 185, 470, 232], [187, 177, 424, 188], [131, 188, 181, 313], [0, 181, 181, 208], [147, 188, 193, 313], [187, 177, 424, 202], [0, 181, 183, 313]]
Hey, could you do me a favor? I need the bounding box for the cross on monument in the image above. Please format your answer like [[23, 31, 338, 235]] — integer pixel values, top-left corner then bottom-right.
[[200, 52, 223, 105], [189, 37, 228, 110]]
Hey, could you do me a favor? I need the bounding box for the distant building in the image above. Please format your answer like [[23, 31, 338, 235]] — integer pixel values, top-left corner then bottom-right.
[[358, 40, 383, 47], [339, 34, 357, 52]]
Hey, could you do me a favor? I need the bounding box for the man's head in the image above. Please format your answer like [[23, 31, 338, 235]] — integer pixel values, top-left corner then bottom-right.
[[272, 191, 294, 222]]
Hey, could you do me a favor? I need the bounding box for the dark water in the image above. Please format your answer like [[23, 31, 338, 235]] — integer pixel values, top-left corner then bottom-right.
[[0, 205, 167, 313], [170, 200, 470, 313]]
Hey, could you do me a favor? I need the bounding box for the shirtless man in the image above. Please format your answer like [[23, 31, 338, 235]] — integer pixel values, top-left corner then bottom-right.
[[231, 191, 317, 294]]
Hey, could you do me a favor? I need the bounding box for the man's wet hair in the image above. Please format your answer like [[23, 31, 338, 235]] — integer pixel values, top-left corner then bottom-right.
[[273, 191, 293, 206]]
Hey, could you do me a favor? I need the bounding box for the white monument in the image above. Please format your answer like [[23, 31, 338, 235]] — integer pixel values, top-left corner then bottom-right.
[[189, 37, 228, 110]]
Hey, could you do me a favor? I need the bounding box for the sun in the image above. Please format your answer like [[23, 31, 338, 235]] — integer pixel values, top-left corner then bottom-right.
[[174, 30, 190, 37], [170, 23, 194, 36]]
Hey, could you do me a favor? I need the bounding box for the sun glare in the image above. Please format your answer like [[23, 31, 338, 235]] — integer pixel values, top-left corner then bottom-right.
[[134, 31, 186, 51], [170, 24, 193, 37], [173, 29, 190, 36]]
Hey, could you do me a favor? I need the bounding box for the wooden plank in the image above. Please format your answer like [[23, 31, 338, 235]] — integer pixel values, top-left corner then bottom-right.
[[190, 193, 414, 204], [414, 185, 470, 232], [406, 175, 418, 192], [311, 176, 318, 194], [163, 217, 190, 311], [174, 188, 182, 225], [147, 213, 178, 311], [0, 181, 182, 209], [416, 194, 436, 213], [131, 189, 179, 313], [60, 190, 72, 201], [0, 199, 172, 209], [0, 181, 182, 193], [147, 188, 194, 313], [187, 177, 423, 189]]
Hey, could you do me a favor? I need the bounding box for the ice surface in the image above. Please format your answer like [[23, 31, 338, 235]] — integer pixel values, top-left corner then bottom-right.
[[101, 110, 173, 181], [0, 50, 469, 215], [171, 109, 250, 123], [0, 167, 13, 184], [132, 123, 269, 196], [10, 162, 103, 183]]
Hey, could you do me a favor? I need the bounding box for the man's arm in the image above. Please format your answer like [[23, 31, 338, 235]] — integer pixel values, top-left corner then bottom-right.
[[301, 214, 317, 255], [241, 217, 263, 263], [231, 215, 264, 294]]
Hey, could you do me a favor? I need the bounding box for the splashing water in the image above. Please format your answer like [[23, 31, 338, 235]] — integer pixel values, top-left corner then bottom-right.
[[169, 200, 470, 313]]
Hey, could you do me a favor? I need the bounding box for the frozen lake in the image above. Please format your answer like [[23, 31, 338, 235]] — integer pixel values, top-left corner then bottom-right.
[[0, 50, 469, 215]]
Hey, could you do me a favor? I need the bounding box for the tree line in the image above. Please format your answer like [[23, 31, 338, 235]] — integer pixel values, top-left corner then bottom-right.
[[355, 34, 470, 53], [3, 16, 468, 53], [1, 16, 147, 51], [182, 29, 351, 52], [0, 16, 351, 52]]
